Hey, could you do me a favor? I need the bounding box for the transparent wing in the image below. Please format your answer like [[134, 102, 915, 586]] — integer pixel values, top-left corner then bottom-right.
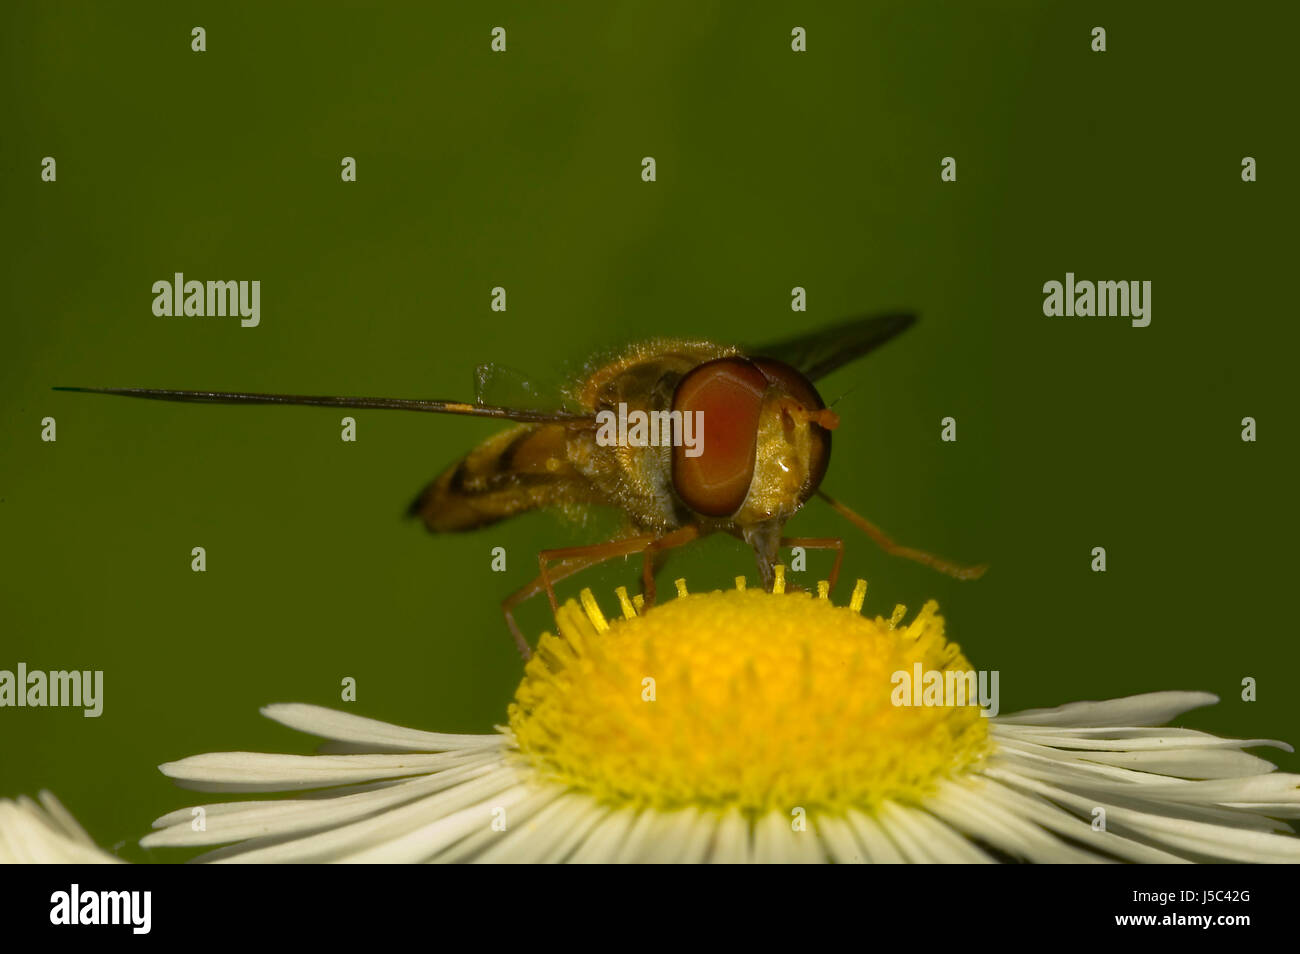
[[473, 363, 563, 412]]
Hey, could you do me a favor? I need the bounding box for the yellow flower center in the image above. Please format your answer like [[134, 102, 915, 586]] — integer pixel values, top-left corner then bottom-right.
[[508, 576, 991, 814]]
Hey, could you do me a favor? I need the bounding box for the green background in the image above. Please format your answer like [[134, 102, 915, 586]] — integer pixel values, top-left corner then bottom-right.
[[2, 2, 1296, 862]]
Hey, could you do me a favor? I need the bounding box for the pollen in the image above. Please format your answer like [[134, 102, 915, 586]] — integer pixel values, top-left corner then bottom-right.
[[507, 575, 992, 815]]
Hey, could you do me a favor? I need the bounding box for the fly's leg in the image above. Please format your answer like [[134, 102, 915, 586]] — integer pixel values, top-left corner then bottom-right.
[[817, 491, 988, 581], [502, 534, 660, 659], [537, 534, 658, 614], [502, 552, 614, 660], [502, 527, 704, 660], [780, 536, 845, 594], [639, 526, 701, 608]]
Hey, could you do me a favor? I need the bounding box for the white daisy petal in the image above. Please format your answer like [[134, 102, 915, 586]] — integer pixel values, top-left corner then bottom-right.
[[996, 726, 1291, 753], [613, 808, 672, 864], [567, 808, 638, 864], [143, 761, 503, 848], [997, 734, 1281, 779], [466, 787, 577, 864], [0, 793, 120, 864], [972, 775, 1189, 864], [991, 770, 1300, 830], [752, 810, 825, 863], [536, 796, 613, 863], [907, 808, 997, 863], [996, 691, 1218, 727], [676, 809, 721, 864], [985, 767, 1300, 863], [159, 749, 493, 793], [927, 778, 1103, 864], [198, 765, 523, 863], [708, 808, 751, 863], [1187, 773, 1300, 808], [843, 808, 905, 863], [126, 677, 1299, 864], [815, 814, 870, 863], [260, 703, 505, 752], [874, 802, 940, 862], [429, 784, 582, 863], [633, 807, 712, 864], [339, 782, 540, 863]]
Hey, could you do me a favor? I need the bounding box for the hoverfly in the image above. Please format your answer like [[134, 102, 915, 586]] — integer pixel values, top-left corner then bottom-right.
[[58, 311, 986, 657]]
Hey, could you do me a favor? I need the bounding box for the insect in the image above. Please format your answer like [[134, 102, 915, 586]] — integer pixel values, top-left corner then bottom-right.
[[58, 311, 986, 657]]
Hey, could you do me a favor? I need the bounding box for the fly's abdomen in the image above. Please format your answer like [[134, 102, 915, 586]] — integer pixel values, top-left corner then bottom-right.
[[408, 424, 590, 533]]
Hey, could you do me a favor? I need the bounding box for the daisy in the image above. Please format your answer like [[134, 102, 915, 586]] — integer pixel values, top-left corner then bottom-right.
[[140, 576, 1300, 863], [0, 791, 120, 864]]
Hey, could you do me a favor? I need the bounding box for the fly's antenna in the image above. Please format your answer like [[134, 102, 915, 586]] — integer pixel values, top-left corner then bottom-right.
[[826, 386, 856, 409]]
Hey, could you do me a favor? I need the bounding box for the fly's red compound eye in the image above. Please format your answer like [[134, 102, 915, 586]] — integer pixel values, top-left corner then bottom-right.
[[750, 358, 823, 413], [671, 357, 768, 517]]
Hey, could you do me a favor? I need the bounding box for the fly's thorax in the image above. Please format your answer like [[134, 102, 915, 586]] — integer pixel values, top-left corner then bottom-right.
[[567, 418, 682, 532], [573, 352, 704, 531], [576, 340, 736, 411]]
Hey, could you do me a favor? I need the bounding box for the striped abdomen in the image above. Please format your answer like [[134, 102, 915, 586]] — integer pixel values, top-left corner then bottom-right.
[[408, 424, 593, 533]]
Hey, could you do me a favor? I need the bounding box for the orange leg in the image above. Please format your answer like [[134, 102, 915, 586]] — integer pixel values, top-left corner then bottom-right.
[[780, 536, 845, 593], [817, 491, 988, 581], [640, 526, 701, 607], [502, 552, 615, 659], [537, 534, 658, 614], [501, 527, 700, 660]]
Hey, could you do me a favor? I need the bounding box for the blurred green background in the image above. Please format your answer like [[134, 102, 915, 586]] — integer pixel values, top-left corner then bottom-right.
[[2, 1, 1296, 861]]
